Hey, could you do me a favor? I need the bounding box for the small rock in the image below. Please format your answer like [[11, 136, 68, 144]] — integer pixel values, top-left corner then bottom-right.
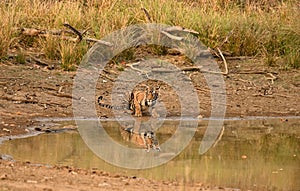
[[2, 128, 11, 133], [43, 188, 53, 191], [98, 183, 110, 187], [44, 129, 52, 133], [101, 172, 109, 176], [42, 176, 52, 182], [197, 115, 203, 119], [26, 180, 38, 184], [34, 127, 42, 131], [0, 154, 15, 162], [280, 118, 288, 122], [241, 155, 247, 159], [0, 174, 8, 180]]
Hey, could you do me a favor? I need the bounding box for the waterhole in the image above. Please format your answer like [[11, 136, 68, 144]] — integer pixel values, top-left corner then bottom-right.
[[0, 118, 299, 191]]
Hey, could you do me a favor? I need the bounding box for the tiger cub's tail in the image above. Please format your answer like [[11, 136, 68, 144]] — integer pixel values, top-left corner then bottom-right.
[[97, 96, 129, 110]]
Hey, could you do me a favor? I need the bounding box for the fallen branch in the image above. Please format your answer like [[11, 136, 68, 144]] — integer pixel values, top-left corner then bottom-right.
[[0, 77, 23, 79], [163, 26, 199, 35], [253, 94, 275, 98], [32, 85, 57, 91], [103, 69, 119, 75], [160, 31, 183, 41], [217, 47, 228, 75], [100, 73, 115, 81], [126, 62, 150, 78], [18, 26, 113, 46], [8, 52, 59, 67], [181, 66, 203, 72], [235, 78, 256, 86], [84, 37, 114, 46], [63, 23, 83, 42], [81, 27, 91, 36], [63, 24, 103, 45], [27, 55, 50, 66], [151, 66, 203, 73], [233, 71, 278, 75], [0, 95, 70, 107], [225, 56, 253, 60], [151, 68, 175, 73], [19, 27, 73, 36], [45, 91, 81, 100], [274, 93, 291, 98]]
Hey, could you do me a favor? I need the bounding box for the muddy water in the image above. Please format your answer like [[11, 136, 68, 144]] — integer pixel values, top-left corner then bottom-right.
[[0, 118, 299, 191]]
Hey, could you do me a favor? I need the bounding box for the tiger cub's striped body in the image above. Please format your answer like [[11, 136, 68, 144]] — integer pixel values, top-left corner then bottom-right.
[[120, 127, 160, 152], [98, 86, 159, 117]]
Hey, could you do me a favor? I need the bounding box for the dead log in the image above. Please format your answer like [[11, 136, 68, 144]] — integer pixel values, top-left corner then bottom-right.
[[18, 25, 113, 46]]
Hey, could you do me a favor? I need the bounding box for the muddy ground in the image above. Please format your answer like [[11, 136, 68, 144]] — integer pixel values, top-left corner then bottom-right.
[[0, 54, 299, 190]]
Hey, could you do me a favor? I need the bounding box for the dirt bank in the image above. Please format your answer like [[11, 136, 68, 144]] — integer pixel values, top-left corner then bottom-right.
[[1, 56, 299, 136], [0, 56, 299, 190]]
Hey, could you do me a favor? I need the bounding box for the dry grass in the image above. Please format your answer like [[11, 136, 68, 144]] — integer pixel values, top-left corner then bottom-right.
[[0, 0, 299, 70]]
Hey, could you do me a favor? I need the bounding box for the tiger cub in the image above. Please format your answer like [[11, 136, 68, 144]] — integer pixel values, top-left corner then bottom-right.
[[98, 85, 160, 117], [129, 86, 159, 117], [120, 127, 160, 152]]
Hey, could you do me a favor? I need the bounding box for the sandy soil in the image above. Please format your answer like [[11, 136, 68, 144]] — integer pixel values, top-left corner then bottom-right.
[[0, 54, 299, 190], [1, 159, 224, 191]]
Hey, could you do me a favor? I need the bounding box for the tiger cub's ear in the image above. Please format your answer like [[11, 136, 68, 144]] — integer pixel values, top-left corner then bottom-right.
[[145, 85, 151, 92], [153, 85, 160, 93]]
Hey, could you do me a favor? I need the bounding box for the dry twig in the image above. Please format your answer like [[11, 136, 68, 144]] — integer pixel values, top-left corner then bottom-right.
[[198, 48, 228, 75], [126, 62, 150, 78], [265, 72, 277, 84], [233, 71, 278, 75], [216, 47, 228, 75], [100, 73, 115, 82], [218, 29, 234, 48], [63, 23, 83, 42], [160, 31, 183, 41], [163, 26, 199, 35], [141, 7, 152, 22]]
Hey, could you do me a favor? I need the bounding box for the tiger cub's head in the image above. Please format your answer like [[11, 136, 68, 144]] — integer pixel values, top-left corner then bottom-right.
[[143, 131, 160, 152], [122, 127, 160, 152], [145, 86, 160, 107]]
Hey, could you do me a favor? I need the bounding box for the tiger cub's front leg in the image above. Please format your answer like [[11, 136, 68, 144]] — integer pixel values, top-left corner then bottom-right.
[[134, 101, 142, 117], [132, 91, 145, 117]]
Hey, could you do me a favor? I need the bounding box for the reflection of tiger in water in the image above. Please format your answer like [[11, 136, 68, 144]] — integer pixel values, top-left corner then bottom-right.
[[98, 85, 160, 117], [120, 127, 160, 152]]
